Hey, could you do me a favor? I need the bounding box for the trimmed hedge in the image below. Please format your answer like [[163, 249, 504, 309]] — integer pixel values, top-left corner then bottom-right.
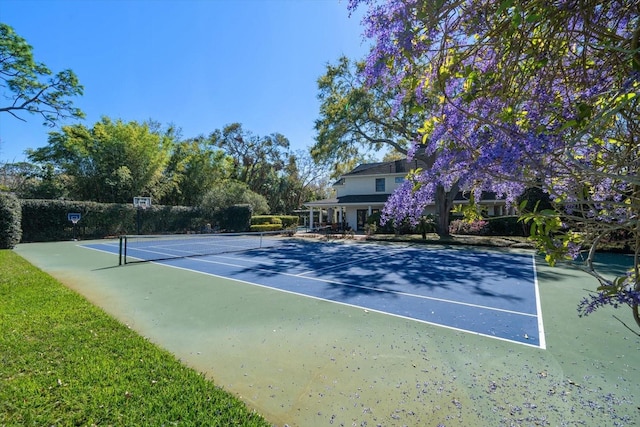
[[250, 215, 298, 230], [251, 215, 298, 228], [277, 216, 298, 228], [20, 200, 205, 242], [18, 200, 257, 242], [0, 192, 22, 249], [249, 224, 283, 232], [251, 216, 282, 226]]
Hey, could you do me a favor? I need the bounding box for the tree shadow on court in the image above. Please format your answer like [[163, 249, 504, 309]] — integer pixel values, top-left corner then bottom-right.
[[234, 240, 533, 310]]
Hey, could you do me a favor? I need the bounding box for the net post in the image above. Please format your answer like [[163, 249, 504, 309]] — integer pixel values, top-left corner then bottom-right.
[[124, 235, 128, 264], [118, 236, 123, 266]]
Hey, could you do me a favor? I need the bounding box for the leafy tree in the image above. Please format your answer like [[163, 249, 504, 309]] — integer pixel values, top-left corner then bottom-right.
[[0, 23, 84, 126], [314, 56, 460, 234], [27, 117, 176, 203], [1, 161, 68, 199], [209, 123, 290, 195], [200, 180, 269, 222], [349, 0, 640, 331], [271, 151, 333, 214], [313, 57, 416, 168], [160, 137, 232, 206]]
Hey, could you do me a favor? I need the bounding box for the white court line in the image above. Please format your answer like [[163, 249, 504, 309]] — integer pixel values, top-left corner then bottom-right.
[[187, 255, 538, 318], [153, 260, 544, 350], [81, 242, 543, 348], [531, 255, 547, 349]]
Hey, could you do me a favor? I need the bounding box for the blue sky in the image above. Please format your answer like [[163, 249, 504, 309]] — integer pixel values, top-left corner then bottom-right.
[[0, 0, 370, 163]]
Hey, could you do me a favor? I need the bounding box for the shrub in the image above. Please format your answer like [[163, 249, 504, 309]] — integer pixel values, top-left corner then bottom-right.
[[366, 211, 395, 234], [19, 199, 207, 242], [217, 205, 252, 232], [249, 224, 283, 232], [251, 216, 283, 226], [486, 216, 526, 236], [449, 219, 489, 236], [0, 192, 22, 249], [277, 216, 298, 228]]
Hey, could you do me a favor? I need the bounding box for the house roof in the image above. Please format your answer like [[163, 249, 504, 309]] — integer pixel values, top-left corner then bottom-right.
[[343, 158, 428, 176]]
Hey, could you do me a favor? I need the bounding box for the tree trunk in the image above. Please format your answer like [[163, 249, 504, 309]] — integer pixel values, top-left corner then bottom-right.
[[434, 182, 460, 237]]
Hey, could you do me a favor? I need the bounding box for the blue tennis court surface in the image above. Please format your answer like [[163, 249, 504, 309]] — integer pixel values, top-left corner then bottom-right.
[[84, 238, 545, 348]]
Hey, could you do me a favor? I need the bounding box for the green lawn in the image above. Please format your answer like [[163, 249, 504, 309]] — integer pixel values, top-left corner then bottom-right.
[[0, 250, 271, 426]]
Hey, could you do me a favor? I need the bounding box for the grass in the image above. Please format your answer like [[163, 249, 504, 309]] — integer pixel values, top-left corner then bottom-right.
[[0, 250, 272, 427]]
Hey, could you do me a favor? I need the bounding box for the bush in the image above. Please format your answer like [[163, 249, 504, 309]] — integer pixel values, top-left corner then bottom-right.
[[19, 199, 207, 242], [249, 215, 298, 230], [251, 216, 283, 226], [216, 205, 252, 232], [366, 211, 395, 234], [277, 216, 298, 228], [249, 224, 283, 232], [0, 192, 22, 249], [486, 216, 527, 236], [449, 219, 489, 235]]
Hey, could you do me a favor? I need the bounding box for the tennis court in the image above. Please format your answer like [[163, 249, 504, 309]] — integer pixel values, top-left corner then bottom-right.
[[85, 234, 544, 348]]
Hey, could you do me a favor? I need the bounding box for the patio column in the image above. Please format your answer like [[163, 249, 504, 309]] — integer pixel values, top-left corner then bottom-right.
[[309, 207, 313, 230]]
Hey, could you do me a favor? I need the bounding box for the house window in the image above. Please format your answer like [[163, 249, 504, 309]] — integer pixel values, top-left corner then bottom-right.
[[375, 178, 385, 192], [395, 177, 405, 184]]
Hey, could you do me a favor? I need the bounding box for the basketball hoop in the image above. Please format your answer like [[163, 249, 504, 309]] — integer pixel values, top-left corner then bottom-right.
[[67, 213, 81, 240], [133, 197, 151, 235], [133, 196, 152, 210]]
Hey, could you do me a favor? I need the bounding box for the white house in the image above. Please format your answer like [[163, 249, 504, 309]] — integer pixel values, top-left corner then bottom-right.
[[303, 159, 511, 232]]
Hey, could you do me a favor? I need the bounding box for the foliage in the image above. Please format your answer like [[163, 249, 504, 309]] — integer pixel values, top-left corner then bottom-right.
[[0, 192, 21, 248], [313, 56, 417, 178], [217, 205, 252, 232], [209, 123, 290, 208], [277, 215, 299, 228], [449, 219, 490, 236], [349, 0, 640, 331], [250, 223, 283, 232], [161, 136, 232, 206], [272, 151, 332, 214], [486, 216, 527, 237], [200, 180, 269, 218], [206, 125, 331, 214], [28, 117, 177, 203], [20, 199, 204, 242], [365, 210, 395, 234], [363, 222, 377, 236], [0, 251, 271, 426], [0, 23, 84, 126], [251, 216, 283, 226], [249, 215, 298, 232], [0, 162, 67, 198]]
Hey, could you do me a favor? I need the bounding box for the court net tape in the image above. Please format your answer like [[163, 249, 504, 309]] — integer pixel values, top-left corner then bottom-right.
[[118, 231, 288, 265]]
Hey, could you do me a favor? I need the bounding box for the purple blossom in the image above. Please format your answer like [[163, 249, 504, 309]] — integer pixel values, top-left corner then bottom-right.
[[578, 289, 640, 317], [350, 0, 640, 327]]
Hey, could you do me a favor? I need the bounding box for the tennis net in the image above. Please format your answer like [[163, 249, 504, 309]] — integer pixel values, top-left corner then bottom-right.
[[118, 231, 289, 265]]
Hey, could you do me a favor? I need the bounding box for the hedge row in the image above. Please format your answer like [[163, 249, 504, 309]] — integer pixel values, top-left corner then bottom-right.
[[17, 199, 255, 243], [249, 224, 283, 232], [0, 192, 21, 249], [250, 215, 298, 228]]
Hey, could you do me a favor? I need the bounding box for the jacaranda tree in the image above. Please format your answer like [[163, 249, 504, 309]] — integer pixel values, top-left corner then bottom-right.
[[313, 56, 464, 235], [348, 0, 640, 332]]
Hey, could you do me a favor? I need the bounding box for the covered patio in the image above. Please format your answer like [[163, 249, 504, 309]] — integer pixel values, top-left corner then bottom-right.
[[302, 195, 389, 232]]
